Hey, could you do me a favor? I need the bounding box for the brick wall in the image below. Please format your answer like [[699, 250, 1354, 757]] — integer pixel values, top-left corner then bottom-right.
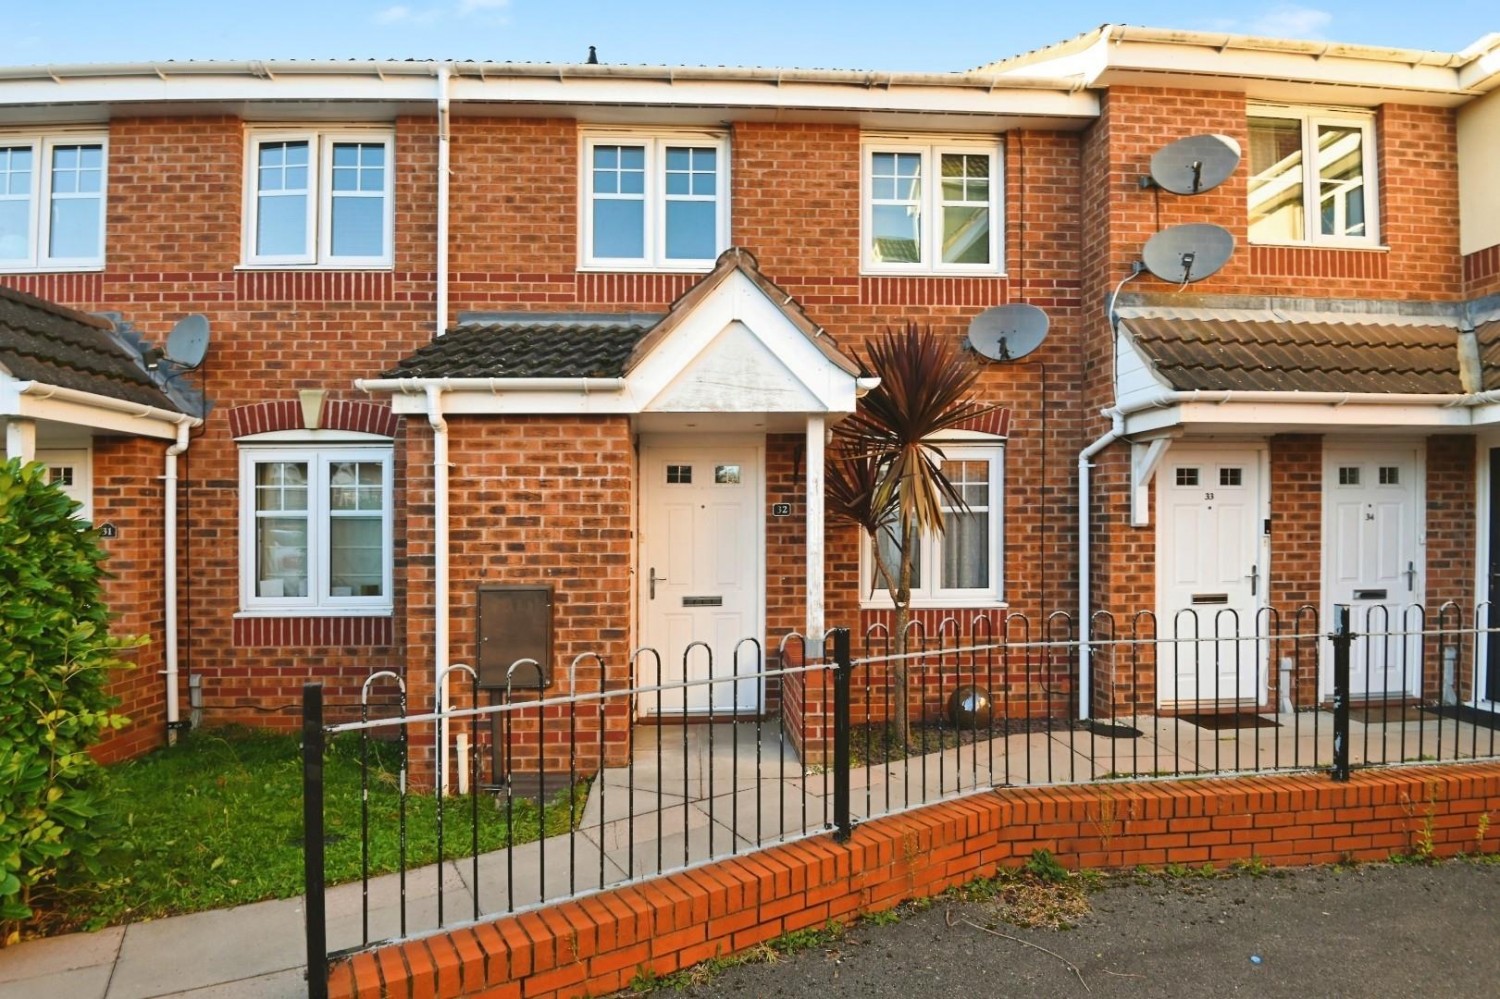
[[91, 436, 171, 763], [330, 762, 1500, 999], [402, 415, 636, 778]]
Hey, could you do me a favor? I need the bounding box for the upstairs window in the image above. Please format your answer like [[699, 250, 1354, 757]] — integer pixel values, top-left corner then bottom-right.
[[243, 130, 393, 267], [0, 134, 107, 270], [239, 444, 393, 615], [581, 132, 729, 269], [1248, 108, 1378, 247], [862, 139, 1002, 274]]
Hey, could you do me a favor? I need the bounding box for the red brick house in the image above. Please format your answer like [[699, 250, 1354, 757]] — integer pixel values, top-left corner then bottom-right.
[[1, 25, 1498, 772]]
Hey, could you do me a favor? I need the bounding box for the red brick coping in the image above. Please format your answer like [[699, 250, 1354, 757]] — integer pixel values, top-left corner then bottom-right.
[[330, 763, 1500, 998]]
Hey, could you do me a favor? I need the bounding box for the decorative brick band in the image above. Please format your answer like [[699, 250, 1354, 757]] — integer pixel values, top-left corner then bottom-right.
[[235, 269, 396, 303], [1465, 244, 1500, 292], [233, 615, 394, 648], [954, 407, 1011, 437], [330, 763, 1500, 999], [575, 271, 700, 306], [228, 399, 397, 438], [859, 276, 1010, 307], [0, 271, 105, 305], [1249, 245, 1389, 280]]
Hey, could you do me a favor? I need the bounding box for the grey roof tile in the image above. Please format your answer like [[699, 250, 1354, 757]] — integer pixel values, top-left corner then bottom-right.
[[383, 319, 653, 379], [0, 285, 179, 411], [1122, 315, 1463, 395]]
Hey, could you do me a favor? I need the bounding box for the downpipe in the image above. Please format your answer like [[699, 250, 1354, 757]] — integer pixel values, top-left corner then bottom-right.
[[1077, 409, 1124, 722]]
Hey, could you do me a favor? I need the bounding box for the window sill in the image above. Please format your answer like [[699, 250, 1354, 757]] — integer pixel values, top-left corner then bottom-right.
[[860, 268, 1008, 279], [235, 263, 394, 272], [235, 608, 393, 619], [1247, 241, 1388, 252], [576, 262, 717, 274], [0, 264, 104, 274]]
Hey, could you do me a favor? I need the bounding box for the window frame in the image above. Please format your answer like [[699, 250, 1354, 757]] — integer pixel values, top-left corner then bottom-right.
[[237, 442, 394, 617], [579, 130, 731, 271], [0, 131, 108, 272], [1247, 105, 1380, 249], [860, 440, 1006, 609], [860, 136, 1004, 276], [241, 128, 395, 269]]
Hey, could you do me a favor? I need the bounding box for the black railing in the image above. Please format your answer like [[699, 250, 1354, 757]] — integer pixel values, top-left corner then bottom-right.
[[303, 605, 1500, 990]]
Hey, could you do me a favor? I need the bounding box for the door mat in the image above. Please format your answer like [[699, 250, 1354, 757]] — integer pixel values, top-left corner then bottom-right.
[[1177, 713, 1281, 731], [1423, 703, 1500, 734]]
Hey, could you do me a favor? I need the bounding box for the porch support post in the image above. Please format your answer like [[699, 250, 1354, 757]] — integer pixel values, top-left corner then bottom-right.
[[5, 417, 35, 462], [805, 414, 825, 657]]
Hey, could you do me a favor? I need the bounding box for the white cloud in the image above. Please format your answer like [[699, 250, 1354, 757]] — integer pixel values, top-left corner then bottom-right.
[[1244, 4, 1334, 39], [458, 0, 511, 14], [374, 4, 444, 26]]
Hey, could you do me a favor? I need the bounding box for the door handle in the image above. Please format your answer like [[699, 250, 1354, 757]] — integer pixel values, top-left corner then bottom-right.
[[1245, 563, 1258, 597], [650, 567, 666, 600], [1406, 561, 1416, 592]]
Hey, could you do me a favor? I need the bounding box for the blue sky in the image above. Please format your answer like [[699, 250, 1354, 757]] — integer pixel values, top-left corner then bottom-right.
[[3, 2, 1495, 71]]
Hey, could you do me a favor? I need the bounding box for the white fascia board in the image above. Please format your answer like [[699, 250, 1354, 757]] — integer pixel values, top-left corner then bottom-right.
[[0, 66, 1097, 122], [0, 385, 185, 439], [1458, 37, 1500, 93], [0, 73, 440, 111], [1094, 41, 1469, 99], [627, 270, 861, 415], [1468, 402, 1500, 426], [383, 387, 640, 417], [449, 76, 1097, 121], [1127, 401, 1474, 435]]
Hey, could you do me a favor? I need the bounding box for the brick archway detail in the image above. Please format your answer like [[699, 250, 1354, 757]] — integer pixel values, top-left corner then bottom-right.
[[228, 399, 399, 439]]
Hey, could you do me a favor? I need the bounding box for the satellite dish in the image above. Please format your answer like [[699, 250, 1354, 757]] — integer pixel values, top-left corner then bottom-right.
[[1147, 134, 1242, 195], [1142, 224, 1235, 285], [165, 314, 210, 369], [966, 304, 1050, 362]]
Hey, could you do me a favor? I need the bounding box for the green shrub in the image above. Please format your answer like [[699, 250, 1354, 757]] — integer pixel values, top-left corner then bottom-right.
[[0, 458, 137, 940]]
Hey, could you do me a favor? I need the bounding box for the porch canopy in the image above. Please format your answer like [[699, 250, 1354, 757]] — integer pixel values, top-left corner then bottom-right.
[[0, 284, 194, 458], [1113, 294, 1500, 437], [357, 246, 877, 654]]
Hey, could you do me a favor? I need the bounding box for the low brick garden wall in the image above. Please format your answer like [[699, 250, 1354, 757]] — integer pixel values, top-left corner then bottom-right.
[[330, 762, 1500, 998]]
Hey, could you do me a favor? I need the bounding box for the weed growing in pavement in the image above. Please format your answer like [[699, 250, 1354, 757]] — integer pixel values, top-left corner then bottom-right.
[[623, 922, 846, 994]]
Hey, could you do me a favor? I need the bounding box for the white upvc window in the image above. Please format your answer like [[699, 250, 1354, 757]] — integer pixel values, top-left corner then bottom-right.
[[1247, 106, 1379, 247], [863, 443, 1006, 608], [239, 444, 393, 615], [581, 132, 729, 270], [0, 133, 107, 271], [243, 130, 394, 267], [861, 138, 1002, 274]]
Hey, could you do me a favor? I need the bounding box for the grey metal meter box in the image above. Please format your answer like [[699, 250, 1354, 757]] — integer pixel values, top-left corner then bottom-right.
[[476, 584, 552, 689]]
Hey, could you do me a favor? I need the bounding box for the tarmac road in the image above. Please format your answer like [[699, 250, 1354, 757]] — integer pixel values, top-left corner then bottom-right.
[[673, 861, 1500, 997]]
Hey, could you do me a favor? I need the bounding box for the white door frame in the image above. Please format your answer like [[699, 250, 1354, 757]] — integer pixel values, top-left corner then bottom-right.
[[1473, 434, 1498, 710], [1154, 441, 1271, 708], [1319, 440, 1426, 701], [636, 433, 767, 715], [36, 446, 93, 521]]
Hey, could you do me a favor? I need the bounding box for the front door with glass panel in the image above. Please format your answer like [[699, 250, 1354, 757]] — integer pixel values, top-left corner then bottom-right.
[[1324, 446, 1421, 700], [638, 442, 762, 715], [1157, 446, 1267, 708]]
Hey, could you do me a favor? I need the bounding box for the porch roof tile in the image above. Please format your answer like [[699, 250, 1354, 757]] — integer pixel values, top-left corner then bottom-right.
[[0, 284, 179, 411], [1119, 311, 1463, 395], [382, 318, 655, 379]]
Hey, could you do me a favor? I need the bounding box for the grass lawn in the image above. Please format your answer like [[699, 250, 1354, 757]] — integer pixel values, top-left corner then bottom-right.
[[36, 727, 587, 935]]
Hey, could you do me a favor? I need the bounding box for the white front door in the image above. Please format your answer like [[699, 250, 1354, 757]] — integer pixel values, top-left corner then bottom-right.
[[638, 441, 763, 715], [1324, 446, 1422, 699], [36, 448, 91, 520], [1157, 445, 1267, 708]]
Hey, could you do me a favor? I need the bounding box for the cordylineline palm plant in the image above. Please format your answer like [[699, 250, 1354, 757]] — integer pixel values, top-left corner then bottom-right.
[[826, 323, 993, 748]]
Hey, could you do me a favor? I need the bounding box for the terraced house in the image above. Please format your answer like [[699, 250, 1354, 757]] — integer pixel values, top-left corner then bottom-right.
[[1, 23, 1498, 776]]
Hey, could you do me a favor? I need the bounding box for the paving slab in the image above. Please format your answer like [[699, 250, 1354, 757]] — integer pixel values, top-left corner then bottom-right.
[[105, 896, 305, 999]]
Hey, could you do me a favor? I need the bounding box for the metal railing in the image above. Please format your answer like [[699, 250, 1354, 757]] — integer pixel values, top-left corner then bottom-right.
[[303, 604, 1500, 994]]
